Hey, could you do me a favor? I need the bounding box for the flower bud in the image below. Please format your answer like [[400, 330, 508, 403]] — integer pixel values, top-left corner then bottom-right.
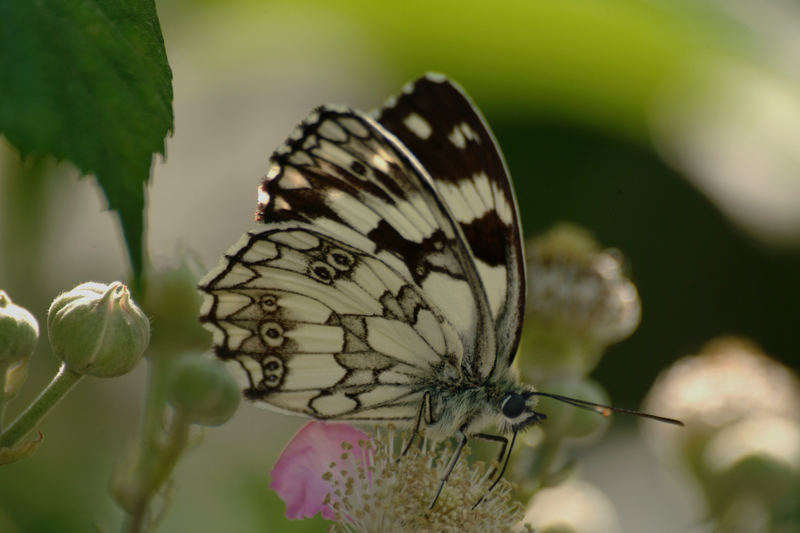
[[523, 478, 622, 533], [167, 355, 240, 426], [642, 337, 800, 464], [48, 282, 149, 377], [520, 224, 640, 379], [642, 337, 800, 528], [0, 290, 39, 365], [139, 262, 210, 358]]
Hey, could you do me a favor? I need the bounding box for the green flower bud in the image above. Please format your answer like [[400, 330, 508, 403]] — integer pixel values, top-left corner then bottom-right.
[[139, 262, 210, 358], [536, 377, 610, 441], [167, 355, 240, 426], [520, 224, 640, 379], [0, 290, 39, 365], [48, 282, 150, 377]]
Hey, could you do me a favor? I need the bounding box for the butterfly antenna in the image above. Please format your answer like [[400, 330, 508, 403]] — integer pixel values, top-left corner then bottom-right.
[[531, 392, 684, 426]]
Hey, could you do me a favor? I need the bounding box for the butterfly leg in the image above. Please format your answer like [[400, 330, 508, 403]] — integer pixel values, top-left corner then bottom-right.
[[429, 431, 468, 509], [473, 432, 509, 481], [472, 430, 518, 509], [400, 392, 432, 458]]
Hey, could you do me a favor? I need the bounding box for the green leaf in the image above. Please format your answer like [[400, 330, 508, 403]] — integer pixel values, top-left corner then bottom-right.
[[0, 0, 174, 283]]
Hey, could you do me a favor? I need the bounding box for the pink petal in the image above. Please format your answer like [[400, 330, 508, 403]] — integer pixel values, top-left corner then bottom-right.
[[270, 421, 370, 520]]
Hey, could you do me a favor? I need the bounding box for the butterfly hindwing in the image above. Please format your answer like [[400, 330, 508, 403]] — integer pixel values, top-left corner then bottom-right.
[[199, 222, 463, 421], [256, 105, 497, 378], [375, 74, 526, 372]]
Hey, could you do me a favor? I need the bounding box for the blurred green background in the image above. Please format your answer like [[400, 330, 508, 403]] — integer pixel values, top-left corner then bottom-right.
[[1, 0, 799, 532]]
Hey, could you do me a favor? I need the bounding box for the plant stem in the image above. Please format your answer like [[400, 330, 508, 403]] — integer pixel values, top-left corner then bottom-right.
[[0, 364, 83, 448], [0, 363, 8, 431], [139, 357, 170, 475], [123, 409, 191, 533]]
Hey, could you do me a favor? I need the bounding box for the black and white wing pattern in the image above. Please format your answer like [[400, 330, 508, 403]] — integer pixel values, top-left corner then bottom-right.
[[255, 104, 499, 378], [200, 74, 526, 423], [375, 75, 526, 372], [200, 222, 463, 422]]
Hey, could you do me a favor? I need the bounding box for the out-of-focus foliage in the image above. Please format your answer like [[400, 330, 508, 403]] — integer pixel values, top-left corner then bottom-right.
[[325, 0, 800, 244], [0, 0, 173, 280]]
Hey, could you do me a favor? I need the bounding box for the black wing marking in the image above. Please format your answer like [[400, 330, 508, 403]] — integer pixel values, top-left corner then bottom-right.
[[375, 74, 526, 372], [199, 222, 463, 421], [256, 105, 496, 378]]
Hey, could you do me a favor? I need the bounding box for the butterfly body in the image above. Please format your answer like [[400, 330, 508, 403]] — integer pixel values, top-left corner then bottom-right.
[[423, 376, 541, 439]]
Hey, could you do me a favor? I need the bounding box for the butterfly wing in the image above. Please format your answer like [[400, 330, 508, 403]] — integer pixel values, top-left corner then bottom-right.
[[375, 74, 526, 373], [199, 222, 464, 422], [257, 104, 497, 378]]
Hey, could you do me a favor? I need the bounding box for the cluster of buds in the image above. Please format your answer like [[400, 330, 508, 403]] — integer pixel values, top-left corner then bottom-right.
[[0, 282, 152, 457], [513, 223, 643, 451], [461, 223, 643, 528], [521, 223, 641, 380], [642, 337, 800, 532]]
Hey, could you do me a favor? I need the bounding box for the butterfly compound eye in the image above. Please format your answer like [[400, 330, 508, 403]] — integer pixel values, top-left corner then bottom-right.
[[501, 393, 526, 419]]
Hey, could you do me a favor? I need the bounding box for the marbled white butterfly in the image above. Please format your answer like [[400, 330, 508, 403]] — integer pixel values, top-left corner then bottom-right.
[[198, 74, 681, 504]]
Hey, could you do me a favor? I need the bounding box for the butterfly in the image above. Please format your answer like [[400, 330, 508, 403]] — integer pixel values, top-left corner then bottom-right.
[[198, 74, 681, 505]]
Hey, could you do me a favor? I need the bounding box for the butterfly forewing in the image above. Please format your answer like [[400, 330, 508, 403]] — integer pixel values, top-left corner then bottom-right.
[[199, 222, 463, 422], [375, 75, 526, 372], [256, 106, 496, 377]]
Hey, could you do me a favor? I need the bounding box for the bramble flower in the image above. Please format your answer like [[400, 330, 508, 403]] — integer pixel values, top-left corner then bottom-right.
[[271, 421, 531, 532], [271, 421, 370, 519]]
